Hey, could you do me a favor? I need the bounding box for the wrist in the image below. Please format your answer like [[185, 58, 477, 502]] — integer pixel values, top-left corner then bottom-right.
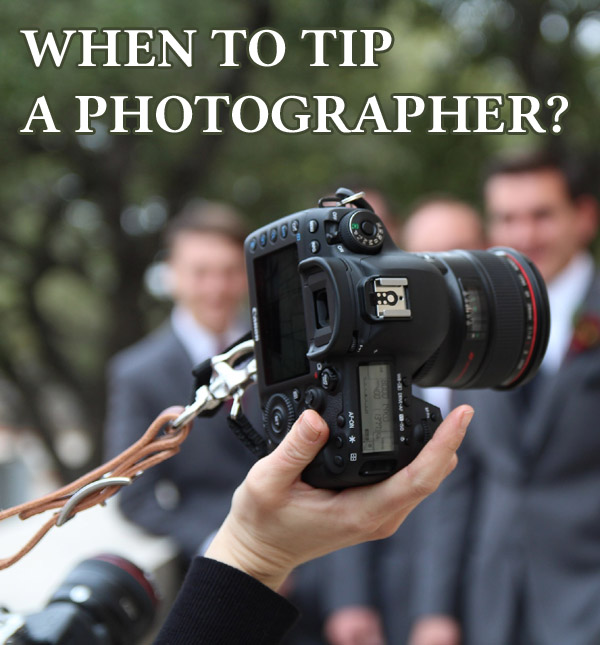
[[204, 516, 291, 592]]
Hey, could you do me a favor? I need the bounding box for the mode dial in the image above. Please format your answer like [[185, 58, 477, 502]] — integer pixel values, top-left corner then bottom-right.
[[339, 210, 385, 254]]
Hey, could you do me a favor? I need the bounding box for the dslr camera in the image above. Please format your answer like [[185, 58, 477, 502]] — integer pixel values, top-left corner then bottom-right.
[[245, 189, 550, 489]]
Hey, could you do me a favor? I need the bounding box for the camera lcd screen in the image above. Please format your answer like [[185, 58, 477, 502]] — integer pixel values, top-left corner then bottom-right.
[[359, 363, 394, 453], [254, 245, 310, 385]]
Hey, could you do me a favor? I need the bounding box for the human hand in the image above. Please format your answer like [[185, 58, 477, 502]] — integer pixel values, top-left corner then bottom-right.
[[324, 606, 386, 645], [205, 405, 473, 591], [409, 616, 462, 645]]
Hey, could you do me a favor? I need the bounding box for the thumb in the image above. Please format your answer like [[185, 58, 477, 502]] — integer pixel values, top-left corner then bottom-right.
[[265, 410, 329, 489], [378, 404, 473, 504]]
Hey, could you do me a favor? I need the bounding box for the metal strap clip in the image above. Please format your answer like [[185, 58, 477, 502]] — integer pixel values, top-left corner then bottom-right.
[[171, 339, 257, 430]]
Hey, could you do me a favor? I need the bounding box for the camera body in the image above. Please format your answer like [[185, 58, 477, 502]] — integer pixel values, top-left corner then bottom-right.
[[245, 192, 549, 489], [246, 200, 449, 489]]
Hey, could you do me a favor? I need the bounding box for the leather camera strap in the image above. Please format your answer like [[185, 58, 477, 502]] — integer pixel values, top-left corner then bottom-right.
[[0, 406, 191, 570]]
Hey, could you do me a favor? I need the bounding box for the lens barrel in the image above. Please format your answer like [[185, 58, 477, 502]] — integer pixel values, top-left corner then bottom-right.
[[47, 554, 158, 645], [414, 247, 550, 390]]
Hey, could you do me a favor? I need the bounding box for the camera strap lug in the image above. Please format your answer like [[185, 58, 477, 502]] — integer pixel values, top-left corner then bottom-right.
[[317, 188, 374, 211], [172, 335, 267, 456], [170, 336, 258, 430]]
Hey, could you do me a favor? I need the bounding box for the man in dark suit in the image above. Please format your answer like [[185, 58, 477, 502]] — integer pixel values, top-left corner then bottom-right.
[[104, 202, 258, 561], [410, 151, 600, 645]]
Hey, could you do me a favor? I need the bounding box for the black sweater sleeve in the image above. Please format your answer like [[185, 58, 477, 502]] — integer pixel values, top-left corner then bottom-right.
[[154, 557, 300, 644]]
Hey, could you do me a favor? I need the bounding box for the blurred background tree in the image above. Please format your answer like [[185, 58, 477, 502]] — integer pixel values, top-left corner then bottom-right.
[[0, 0, 598, 481]]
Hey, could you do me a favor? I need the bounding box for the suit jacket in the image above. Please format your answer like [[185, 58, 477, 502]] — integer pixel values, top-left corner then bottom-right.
[[324, 386, 449, 644], [415, 272, 600, 645], [326, 502, 433, 644], [104, 322, 259, 559], [155, 557, 299, 644]]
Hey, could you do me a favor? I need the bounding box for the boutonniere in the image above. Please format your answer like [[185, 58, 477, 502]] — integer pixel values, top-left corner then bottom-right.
[[569, 313, 600, 356]]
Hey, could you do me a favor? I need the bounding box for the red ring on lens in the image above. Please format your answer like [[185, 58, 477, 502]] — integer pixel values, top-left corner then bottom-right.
[[94, 554, 159, 607], [503, 252, 538, 386]]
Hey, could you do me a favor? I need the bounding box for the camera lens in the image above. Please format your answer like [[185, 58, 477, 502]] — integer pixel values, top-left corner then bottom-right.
[[414, 247, 550, 389], [47, 554, 158, 645]]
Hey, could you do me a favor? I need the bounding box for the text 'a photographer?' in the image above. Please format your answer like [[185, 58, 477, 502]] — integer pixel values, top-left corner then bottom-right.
[[21, 93, 569, 136]]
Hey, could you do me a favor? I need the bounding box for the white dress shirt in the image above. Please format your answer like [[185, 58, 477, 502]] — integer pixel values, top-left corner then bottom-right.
[[542, 251, 595, 375], [170, 305, 248, 365]]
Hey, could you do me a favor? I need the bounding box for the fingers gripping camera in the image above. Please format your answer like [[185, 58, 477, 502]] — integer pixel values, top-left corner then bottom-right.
[[245, 189, 550, 489]]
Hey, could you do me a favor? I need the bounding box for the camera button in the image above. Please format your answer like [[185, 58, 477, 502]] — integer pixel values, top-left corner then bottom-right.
[[336, 414, 346, 427], [334, 434, 344, 449], [273, 410, 284, 431], [265, 394, 294, 439], [259, 232, 268, 247], [304, 387, 325, 411], [270, 228, 278, 243], [308, 219, 319, 233], [291, 219, 300, 233], [360, 220, 376, 236], [334, 455, 344, 468], [310, 240, 321, 254], [249, 237, 257, 252], [281, 224, 288, 239], [320, 368, 338, 391], [292, 388, 301, 402]]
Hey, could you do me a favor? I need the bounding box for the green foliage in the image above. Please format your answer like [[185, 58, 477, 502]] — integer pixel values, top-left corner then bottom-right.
[[0, 0, 599, 478]]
